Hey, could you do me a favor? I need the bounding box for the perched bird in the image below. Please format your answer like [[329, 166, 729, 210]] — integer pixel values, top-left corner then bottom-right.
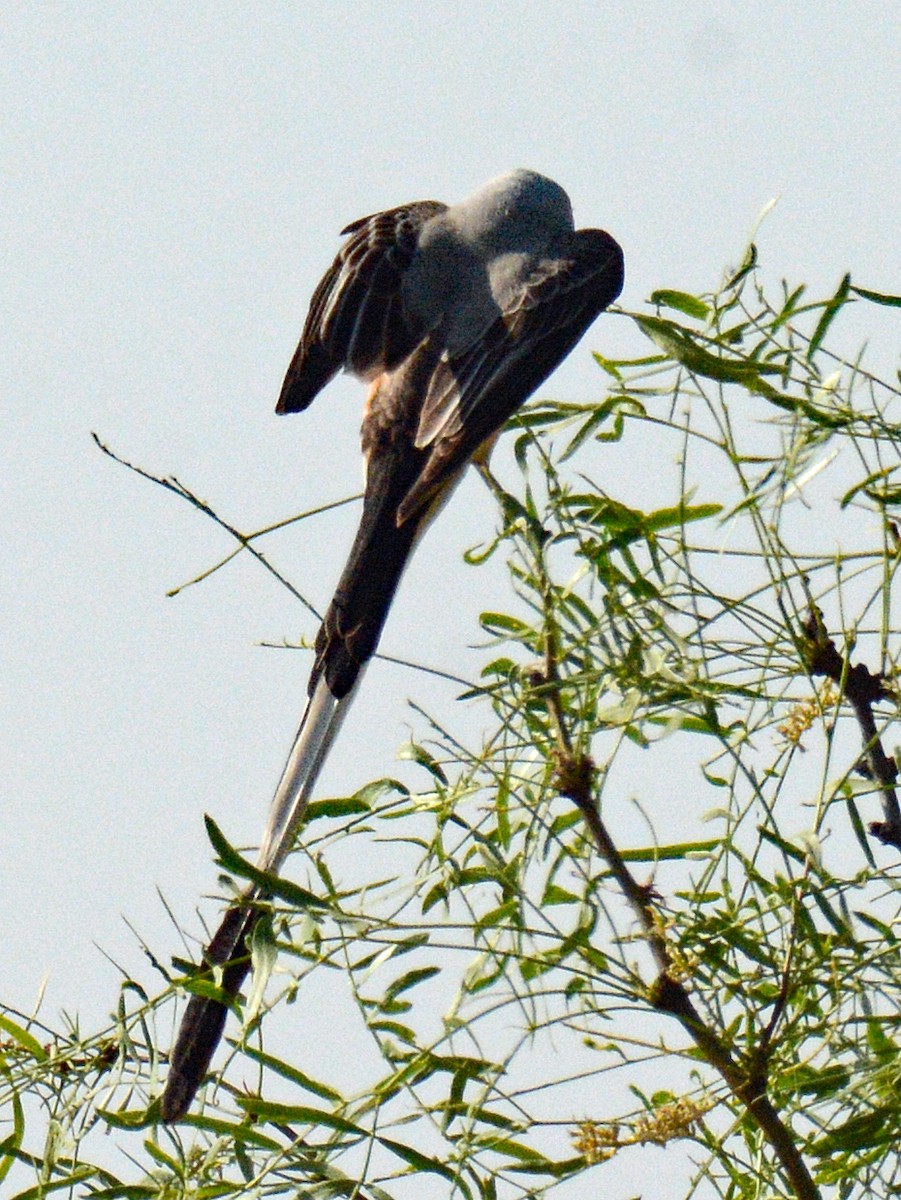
[[161, 169, 623, 1121]]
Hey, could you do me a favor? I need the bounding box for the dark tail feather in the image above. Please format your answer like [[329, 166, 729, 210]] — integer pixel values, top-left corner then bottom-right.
[[311, 445, 430, 699], [161, 901, 259, 1122], [162, 354, 445, 1120]]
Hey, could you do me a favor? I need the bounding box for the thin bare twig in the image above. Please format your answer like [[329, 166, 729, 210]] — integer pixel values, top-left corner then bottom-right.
[[93, 432, 353, 621]]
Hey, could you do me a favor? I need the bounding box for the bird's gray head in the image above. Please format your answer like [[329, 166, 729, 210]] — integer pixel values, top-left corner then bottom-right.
[[454, 169, 574, 247]]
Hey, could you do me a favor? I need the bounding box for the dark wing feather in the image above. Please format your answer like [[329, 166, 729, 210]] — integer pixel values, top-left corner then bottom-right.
[[276, 200, 447, 414], [398, 228, 624, 522]]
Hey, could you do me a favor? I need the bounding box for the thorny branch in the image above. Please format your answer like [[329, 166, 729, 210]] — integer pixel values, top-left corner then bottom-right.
[[800, 607, 901, 851]]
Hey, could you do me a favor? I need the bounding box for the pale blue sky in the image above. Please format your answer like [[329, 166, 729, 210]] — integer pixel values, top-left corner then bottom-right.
[[2, 1, 898, 1175]]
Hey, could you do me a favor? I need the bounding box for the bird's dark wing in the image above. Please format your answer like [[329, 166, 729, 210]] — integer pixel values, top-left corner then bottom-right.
[[397, 228, 623, 522], [276, 200, 448, 414]]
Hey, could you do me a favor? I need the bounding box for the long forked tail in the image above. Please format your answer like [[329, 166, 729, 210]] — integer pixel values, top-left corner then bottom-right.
[[162, 372, 436, 1122], [159, 678, 351, 1122]]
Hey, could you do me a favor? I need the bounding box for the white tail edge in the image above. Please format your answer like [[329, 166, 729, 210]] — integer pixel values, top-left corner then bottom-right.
[[254, 671, 363, 876]]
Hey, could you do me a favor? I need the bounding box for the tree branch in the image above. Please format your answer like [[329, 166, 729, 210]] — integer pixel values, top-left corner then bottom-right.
[[800, 608, 901, 851], [538, 627, 821, 1200]]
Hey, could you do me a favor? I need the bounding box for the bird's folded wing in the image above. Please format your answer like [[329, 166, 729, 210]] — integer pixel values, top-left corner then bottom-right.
[[277, 200, 448, 414], [398, 228, 625, 522]]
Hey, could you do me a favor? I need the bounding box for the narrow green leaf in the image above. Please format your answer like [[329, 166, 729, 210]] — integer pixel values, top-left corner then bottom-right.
[[520, 951, 559, 981], [174, 976, 240, 1009], [635, 315, 781, 388], [421, 882, 448, 913], [238, 1099, 365, 1135], [560, 407, 615, 460], [396, 742, 448, 784], [866, 1019, 897, 1064], [495, 770, 511, 849], [840, 465, 900, 510], [475, 899, 520, 931], [304, 796, 372, 820], [451, 1104, 520, 1132], [810, 1107, 891, 1154], [475, 1135, 548, 1162], [864, 486, 901, 506], [169, 1112, 281, 1149], [142, 1139, 180, 1174], [549, 809, 583, 837], [809, 888, 850, 936], [504, 1155, 586, 1179], [780, 1062, 850, 1097], [723, 242, 757, 290], [368, 1020, 417, 1044], [98, 1106, 156, 1131], [203, 813, 256, 874], [204, 817, 329, 909], [10, 1166, 97, 1199], [480, 612, 533, 636], [464, 530, 507, 565], [644, 502, 723, 532], [808, 272, 851, 357], [592, 352, 622, 379], [246, 914, 277, 1021], [430, 1053, 496, 1078], [854, 911, 898, 943], [477, 1171, 499, 1200], [464, 957, 506, 993], [576, 944, 608, 972], [542, 883, 579, 905], [377, 1136, 462, 1187], [384, 966, 441, 1001], [620, 839, 719, 861], [0, 1054, 24, 1186], [773, 283, 807, 330], [650, 289, 710, 320], [702, 770, 730, 787], [240, 1046, 342, 1101], [88, 1187, 160, 1199], [593, 351, 665, 369], [850, 284, 901, 307], [0, 1015, 47, 1062], [757, 825, 807, 864]]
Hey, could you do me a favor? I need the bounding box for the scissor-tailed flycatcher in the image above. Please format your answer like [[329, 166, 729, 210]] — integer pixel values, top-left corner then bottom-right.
[[161, 169, 623, 1121]]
